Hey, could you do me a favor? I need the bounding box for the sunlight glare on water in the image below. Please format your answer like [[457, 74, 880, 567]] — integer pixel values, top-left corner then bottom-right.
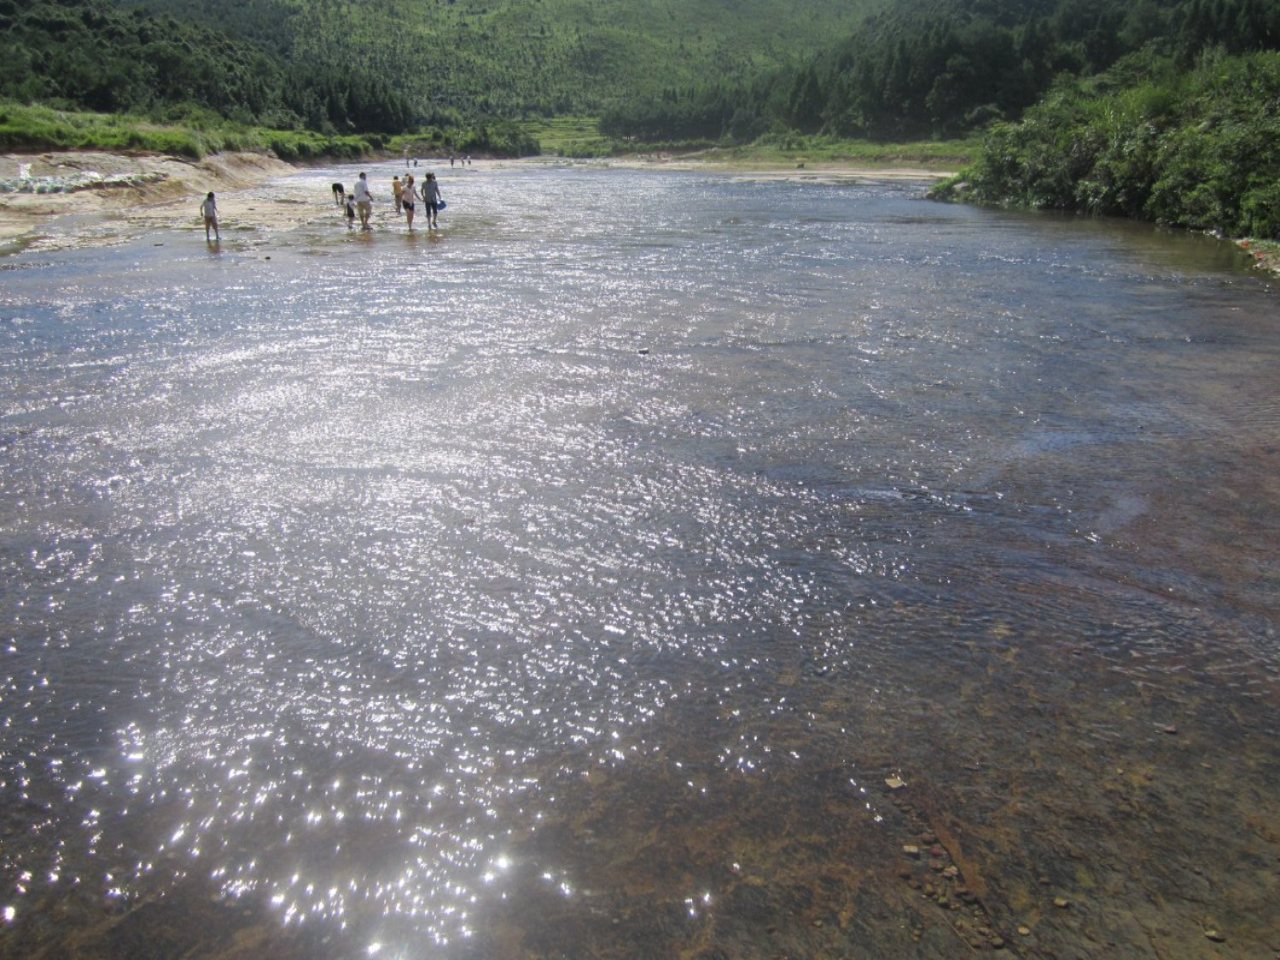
[[1, 165, 1278, 957]]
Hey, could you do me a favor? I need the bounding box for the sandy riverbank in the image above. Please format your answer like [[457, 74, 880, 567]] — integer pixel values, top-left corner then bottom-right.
[[0, 150, 296, 248]]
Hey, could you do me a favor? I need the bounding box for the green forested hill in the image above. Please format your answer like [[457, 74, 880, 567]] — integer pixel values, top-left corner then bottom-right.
[[110, 0, 878, 123], [0, 0, 882, 138], [602, 0, 1279, 142]]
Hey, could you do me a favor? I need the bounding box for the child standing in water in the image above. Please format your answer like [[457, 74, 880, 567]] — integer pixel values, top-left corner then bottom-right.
[[200, 192, 219, 242], [344, 191, 356, 228], [401, 174, 417, 230]]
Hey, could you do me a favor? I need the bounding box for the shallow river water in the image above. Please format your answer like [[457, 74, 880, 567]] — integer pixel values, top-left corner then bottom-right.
[[1, 163, 1278, 959]]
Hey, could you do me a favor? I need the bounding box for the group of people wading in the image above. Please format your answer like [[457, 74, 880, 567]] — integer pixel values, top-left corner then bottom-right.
[[332, 170, 444, 232]]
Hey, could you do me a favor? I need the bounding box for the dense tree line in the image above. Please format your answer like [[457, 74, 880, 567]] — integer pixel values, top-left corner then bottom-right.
[[0, 0, 411, 133], [600, 0, 1280, 143]]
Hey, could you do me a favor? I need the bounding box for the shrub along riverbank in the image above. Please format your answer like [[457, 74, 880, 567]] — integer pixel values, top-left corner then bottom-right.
[[0, 103, 375, 161], [932, 49, 1280, 241], [0, 103, 542, 162]]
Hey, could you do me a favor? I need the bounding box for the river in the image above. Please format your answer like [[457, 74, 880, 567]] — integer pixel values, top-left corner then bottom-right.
[[1, 163, 1277, 959]]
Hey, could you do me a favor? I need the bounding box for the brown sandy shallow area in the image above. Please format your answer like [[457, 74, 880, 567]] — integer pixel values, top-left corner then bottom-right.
[[602, 153, 956, 185], [0, 150, 957, 254], [1236, 238, 1280, 275], [0, 151, 296, 249]]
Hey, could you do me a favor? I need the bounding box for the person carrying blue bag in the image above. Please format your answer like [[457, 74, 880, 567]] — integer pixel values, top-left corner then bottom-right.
[[422, 172, 444, 230]]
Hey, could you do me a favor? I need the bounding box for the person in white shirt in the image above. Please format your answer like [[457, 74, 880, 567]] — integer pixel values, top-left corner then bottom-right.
[[401, 174, 418, 230], [421, 173, 443, 229], [352, 173, 374, 229], [200, 192, 219, 242]]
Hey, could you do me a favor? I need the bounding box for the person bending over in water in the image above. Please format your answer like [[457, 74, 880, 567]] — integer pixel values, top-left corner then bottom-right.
[[332, 182, 345, 205], [200, 192, 220, 242]]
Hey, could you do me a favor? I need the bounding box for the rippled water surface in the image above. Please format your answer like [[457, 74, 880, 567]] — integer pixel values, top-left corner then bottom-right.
[[2, 164, 1279, 959]]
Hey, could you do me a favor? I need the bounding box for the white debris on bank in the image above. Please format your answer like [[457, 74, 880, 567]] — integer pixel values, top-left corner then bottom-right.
[[0, 166, 166, 194]]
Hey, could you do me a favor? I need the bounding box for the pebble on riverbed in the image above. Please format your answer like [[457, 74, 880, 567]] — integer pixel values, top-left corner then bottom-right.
[[890, 796, 1012, 953]]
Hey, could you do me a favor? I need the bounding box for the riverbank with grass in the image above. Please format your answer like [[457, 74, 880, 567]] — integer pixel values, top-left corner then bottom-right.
[[687, 133, 980, 171], [0, 103, 378, 162], [520, 116, 981, 170], [1238, 238, 1280, 275]]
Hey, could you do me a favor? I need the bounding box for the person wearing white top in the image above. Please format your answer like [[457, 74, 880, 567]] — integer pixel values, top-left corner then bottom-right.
[[421, 173, 442, 229], [352, 173, 374, 229], [200, 192, 219, 242], [401, 174, 417, 230]]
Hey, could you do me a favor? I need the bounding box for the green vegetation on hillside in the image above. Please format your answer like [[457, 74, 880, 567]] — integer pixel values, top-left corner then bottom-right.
[[0, 0, 412, 134], [588, 0, 1278, 240], [112, 0, 875, 123], [602, 0, 1279, 144], [0, 0, 878, 153], [935, 49, 1280, 238], [0, 102, 374, 158]]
